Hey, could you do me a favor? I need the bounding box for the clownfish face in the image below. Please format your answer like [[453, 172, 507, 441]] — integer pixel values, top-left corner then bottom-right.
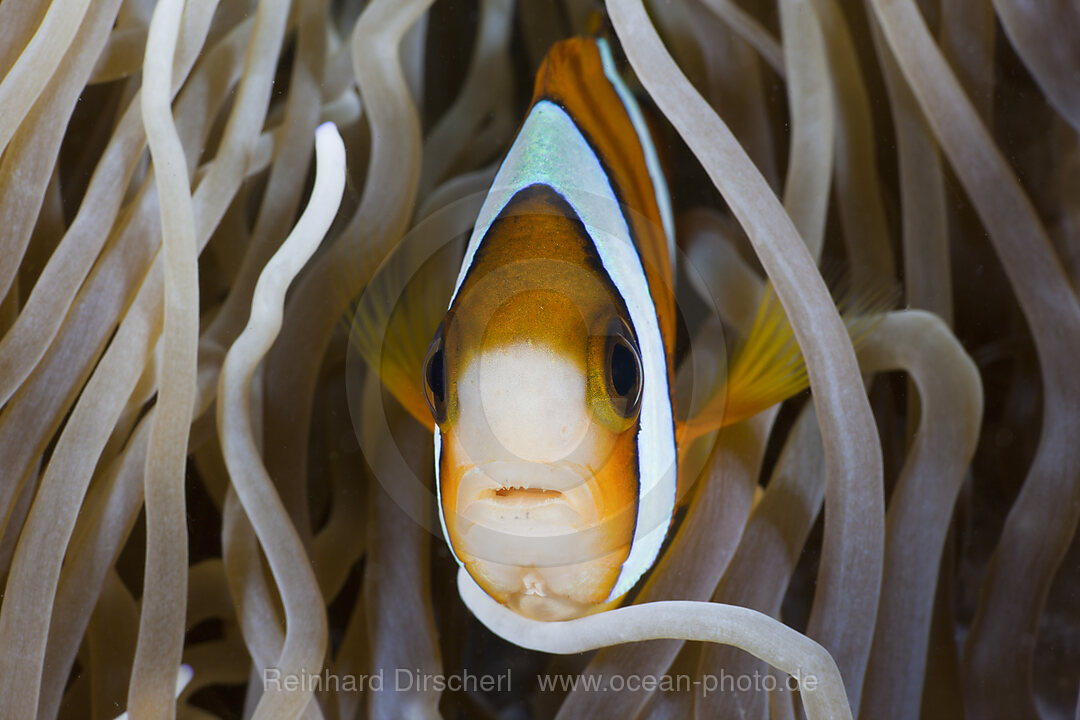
[[425, 173, 676, 621], [426, 235, 648, 620]]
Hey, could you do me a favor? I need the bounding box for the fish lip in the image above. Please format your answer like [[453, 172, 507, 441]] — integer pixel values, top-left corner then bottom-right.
[[472, 460, 597, 492], [481, 486, 567, 506], [456, 461, 603, 532]]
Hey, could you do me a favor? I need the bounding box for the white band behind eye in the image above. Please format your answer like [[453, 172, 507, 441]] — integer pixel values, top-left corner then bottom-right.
[[434, 425, 464, 565]]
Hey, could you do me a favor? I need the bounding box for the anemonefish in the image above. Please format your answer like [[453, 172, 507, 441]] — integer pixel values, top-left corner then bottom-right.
[[349, 37, 882, 621]]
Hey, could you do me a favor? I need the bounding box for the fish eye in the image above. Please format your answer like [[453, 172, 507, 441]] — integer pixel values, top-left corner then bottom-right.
[[606, 320, 642, 419], [423, 327, 448, 424]]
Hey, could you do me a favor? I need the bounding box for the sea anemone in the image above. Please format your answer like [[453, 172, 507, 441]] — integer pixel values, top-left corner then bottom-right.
[[0, 0, 1076, 718]]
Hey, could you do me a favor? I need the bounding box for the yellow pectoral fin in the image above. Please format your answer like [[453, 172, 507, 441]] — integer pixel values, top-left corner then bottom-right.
[[680, 280, 894, 446], [343, 237, 461, 431]]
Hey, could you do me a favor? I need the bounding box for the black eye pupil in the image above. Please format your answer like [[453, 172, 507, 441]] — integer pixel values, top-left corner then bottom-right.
[[610, 341, 638, 397], [423, 328, 448, 424], [426, 347, 445, 403]]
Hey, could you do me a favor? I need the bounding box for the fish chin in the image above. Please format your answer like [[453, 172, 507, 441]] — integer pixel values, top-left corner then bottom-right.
[[448, 462, 631, 618], [464, 552, 627, 621]]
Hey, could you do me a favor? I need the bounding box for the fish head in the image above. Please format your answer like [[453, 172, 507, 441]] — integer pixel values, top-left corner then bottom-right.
[[425, 196, 651, 621]]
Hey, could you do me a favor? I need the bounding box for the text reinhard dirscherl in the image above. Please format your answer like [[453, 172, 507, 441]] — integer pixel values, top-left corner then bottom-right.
[[262, 667, 818, 698], [263, 668, 512, 694]]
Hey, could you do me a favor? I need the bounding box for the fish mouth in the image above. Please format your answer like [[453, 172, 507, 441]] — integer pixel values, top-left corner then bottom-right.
[[483, 486, 567, 507], [453, 461, 606, 566], [458, 461, 601, 529], [448, 462, 633, 616]]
